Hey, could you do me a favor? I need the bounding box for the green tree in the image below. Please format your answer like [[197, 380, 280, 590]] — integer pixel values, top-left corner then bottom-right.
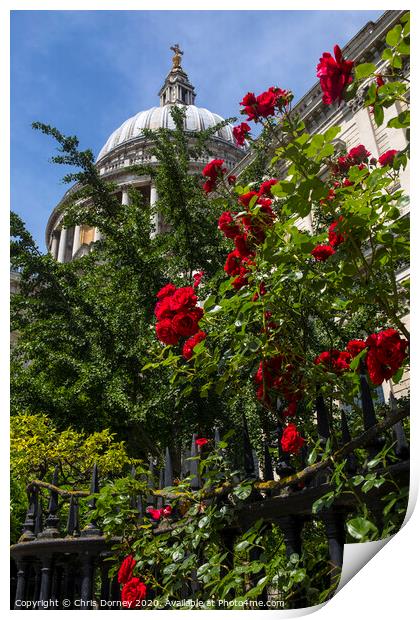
[[11, 108, 256, 459]]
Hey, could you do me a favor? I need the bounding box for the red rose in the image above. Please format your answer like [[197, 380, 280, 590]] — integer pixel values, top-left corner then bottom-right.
[[218, 211, 241, 239], [283, 400, 298, 418], [240, 92, 258, 121], [334, 156, 351, 174], [280, 423, 305, 454], [232, 274, 248, 290], [121, 577, 147, 609], [258, 198, 275, 217], [315, 349, 349, 373], [118, 555, 136, 585], [320, 188, 336, 206], [374, 329, 408, 366], [203, 178, 215, 194], [172, 310, 201, 337], [196, 438, 209, 447], [252, 282, 267, 301], [311, 244, 336, 261], [259, 179, 278, 197], [317, 44, 354, 105], [224, 250, 242, 276], [366, 349, 393, 385], [162, 505, 172, 517], [328, 217, 345, 248], [169, 287, 197, 312], [156, 319, 180, 345], [315, 350, 340, 368], [335, 351, 351, 371], [156, 283, 176, 300], [233, 122, 251, 146], [240, 92, 257, 107], [238, 191, 259, 208], [365, 329, 408, 384], [347, 339, 367, 358], [255, 360, 274, 388], [202, 158, 226, 180], [347, 144, 371, 164], [146, 507, 163, 520], [193, 271, 204, 288], [228, 174, 237, 185], [255, 89, 277, 117], [202, 159, 226, 193], [234, 233, 254, 259], [154, 296, 174, 320], [378, 149, 398, 167], [376, 75, 385, 87], [256, 384, 272, 406], [182, 330, 206, 360], [231, 259, 253, 289]]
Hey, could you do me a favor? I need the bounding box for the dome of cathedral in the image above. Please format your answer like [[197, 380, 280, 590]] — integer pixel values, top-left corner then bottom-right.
[[96, 104, 237, 161]]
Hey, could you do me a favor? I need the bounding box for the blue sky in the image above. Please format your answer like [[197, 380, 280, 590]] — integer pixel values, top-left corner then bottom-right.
[[11, 9, 383, 251]]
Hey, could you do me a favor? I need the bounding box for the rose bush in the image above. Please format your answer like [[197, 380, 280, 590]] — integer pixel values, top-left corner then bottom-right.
[[104, 12, 410, 609], [147, 12, 409, 475]]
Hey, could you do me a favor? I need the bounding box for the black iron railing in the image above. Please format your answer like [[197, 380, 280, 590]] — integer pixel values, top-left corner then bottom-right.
[[10, 380, 409, 610]]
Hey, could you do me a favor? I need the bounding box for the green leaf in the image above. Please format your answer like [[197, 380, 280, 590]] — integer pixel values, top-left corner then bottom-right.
[[362, 478, 376, 493], [343, 81, 358, 101], [342, 262, 358, 276], [383, 498, 397, 516], [307, 447, 318, 466], [374, 104, 384, 127], [392, 366, 404, 384], [346, 517, 378, 541], [292, 568, 306, 583], [367, 457, 382, 469], [233, 483, 253, 500], [198, 516, 210, 528], [397, 38, 410, 55], [312, 492, 334, 514], [381, 48, 393, 61], [271, 181, 295, 197], [388, 110, 410, 129], [392, 55, 403, 69], [400, 11, 410, 24], [235, 540, 251, 552], [203, 294, 216, 310], [324, 126, 341, 142], [349, 348, 367, 370], [355, 63, 376, 80], [386, 24, 402, 47]]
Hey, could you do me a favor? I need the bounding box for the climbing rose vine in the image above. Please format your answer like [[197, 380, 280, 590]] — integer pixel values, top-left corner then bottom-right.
[[149, 14, 409, 477]]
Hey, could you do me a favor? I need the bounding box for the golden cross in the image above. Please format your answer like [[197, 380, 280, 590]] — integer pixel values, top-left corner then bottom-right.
[[170, 44, 183, 68]]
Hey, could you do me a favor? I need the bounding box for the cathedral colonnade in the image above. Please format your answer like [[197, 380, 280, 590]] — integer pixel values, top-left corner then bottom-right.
[[49, 181, 159, 262]]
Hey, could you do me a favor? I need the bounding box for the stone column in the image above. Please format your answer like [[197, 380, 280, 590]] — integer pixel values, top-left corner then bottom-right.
[[355, 107, 379, 158], [121, 186, 130, 206], [150, 183, 159, 238], [50, 233, 59, 259], [57, 227, 68, 263], [72, 225, 81, 257]]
